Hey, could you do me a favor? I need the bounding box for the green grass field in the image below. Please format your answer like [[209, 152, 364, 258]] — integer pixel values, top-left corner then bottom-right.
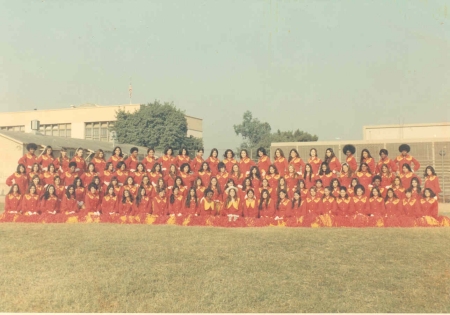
[[1, 203, 450, 312]]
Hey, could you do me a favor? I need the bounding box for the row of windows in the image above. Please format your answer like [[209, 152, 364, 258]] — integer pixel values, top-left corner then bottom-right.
[[85, 121, 114, 141], [0, 125, 25, 132], [38, 123, 72, 138]]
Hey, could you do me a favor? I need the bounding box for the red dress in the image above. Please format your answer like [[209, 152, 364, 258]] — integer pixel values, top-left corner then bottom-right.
[[223, 158, 238, 173], [81, 171, 99, 186], [132, 196, 152, 215], [319, 172, 336, 188], [40, 171, 58, 186], [424, 175, 441, 195], [176, 155, 191, 169], [303, 173, 317, 189], [132, 171, 147, 185], [60, 171, 78, 187], [420, 197, 438, 218], [336, 197, 353, 216], [101, 195, 119, 214], [339, 172, 353, 188], [258, 199, 275, 217], [402, 198, 420, 217], [301, 196, 321, 216], [75, 187, 86, 202], [61, 195, 78, 213], [275, 198, 291, 218], [119, 199, 134, 215], [18, 153, 37, 173], [197, 171, 212, 187], [125, 156, 139, 172], [5, 193, 22, 212], [21, 193, 40, 213], [91, 157, 106, 173], [273, 157, 289, 177], [257, 156, 272, 176], [190, 157, 204, 174], [355, 171, 373, 195], [289, 157, 306, 173], [113, 170, 129, 185], [346, 155, 358, 173], [217, 172, 230, 190], [385, 198, 402, 216], [399, 172, 420, 190], [366, 197, 385, 216], [37, 154, 59, 171], [266, 174, 281, 190], [59, 156, 70, 173], [395, 154, 420, 172], [150, 172, 163, 186], [222, 199, 241, 216], [71, 156, 87, 174], [327, 157, 342, 173], [158, 155, 177, 173], [40, 196, 59, 213], [376, 157, 397, 174], [84, 192, 100, 212], [121, 185, 138, 198], [168, 195, 184, 215], [206, 157, 220, 176], [142, 156, 157, 172], [179, 172, 194, 187], [183, 197, 198, 215], [380, 173, 395, 188], [197, 198, 216, 216], [152, 196, 168, 216], [196, 186, 206, 199], [350, 196, 368, 215], [238, 158, 255, 176], [308, 157, 322, 175], [361, 157, 376, 174], [54, 184, 65, 201], [243, 199, 258, 218], [392, 187, 406, 200], [6, 172, 28, 195], [319, 196, 338, 215], [107, 155, 124, 170], [230, 173, 245, 187]]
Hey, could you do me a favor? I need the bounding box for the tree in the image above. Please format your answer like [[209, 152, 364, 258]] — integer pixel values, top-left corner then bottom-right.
[[112, 101, 203, 151], [234, 111, 318, 154]]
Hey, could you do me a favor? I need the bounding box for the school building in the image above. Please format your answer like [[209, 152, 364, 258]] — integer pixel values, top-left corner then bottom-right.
[[0, 103, 203, 141]]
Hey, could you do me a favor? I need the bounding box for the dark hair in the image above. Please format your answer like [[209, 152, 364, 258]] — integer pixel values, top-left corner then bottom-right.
[[31, 175, 41, 184], [87, 183, 98, 191], [401, 163, 412, 172], [194, 177, 204, 189], [423, 188, 436, 198], [207, 177, 221, 194], [41, 184, 56, 200], [27, 183, 37, 194], [125, 176, 135, 185], [223, 149, 235, 158], [309, 148, 318, 157], [197, 148, 204, 153], [409, 177, 422, 193], [170, 186, 180, 204], [8, 184, 20, 195], [351, 178, 360, 187], [318, 162, 331, 175], [94, 149, 105, 160], [178, 147, 189, 156], [164, 146, 173, 155], [105, 162, 113, 171], [225, 187, 238, 205], [268, 164, 279, 175], [116, 161, 126, 170], [65, 185, 76, 199], [330, 178, 341, 188], [360, 149, 372, 164], [405, 188, 413, 194], [185, 188, 198, 207], [358, 162, 372, 174], [209, 148, 219, 158], [340, 163, 353, 178], [150, 162, 163, 174], [257, 147, 267, 156], [147, 147, 155, 154], [136, 162, 145, 172], [180, 163, 191, 173], [298, 179, 306, 189], [218, 162, 226, 172], [174, 176, 184, 187], [249, 166, 261, 180], [424, 166, 437, 178], [105, 184, 117, 196], [338, 186, 349, 199], [369, 187, 381, 198], [240, 149, 250, 159], [324, 148, 336, 163], [384, 188, 398, 202], [43, 146, 54, 158], [379, 149, 388, 156], [130, 147, 138, 154], [258, 189, 271, 210], [16, 164, 26, 174], [354, 184, 365, 195], [322, 186, 335, 200], [135, 187, 147, 206], [113, 146, 123, 157], [288, 149, 300, 162], [200, 162, 211, 172], [276, 189, 288, 210], [274, 148, 285, 160], [304, 163, 313, 182], [242, 177, 253, 190], [246, 188, 255, 198], [204, 188, 213, 198], [74, 177, 84, 187], [122, 190, 134, 203], [110, 176, 119, 186], [26, 143, 38, 151], [69, 161, 77, 168], [87, 162, 96, 172], [372, 175, 382, 183], [291, 190, 301, 208], [393, 175, 403, 188]]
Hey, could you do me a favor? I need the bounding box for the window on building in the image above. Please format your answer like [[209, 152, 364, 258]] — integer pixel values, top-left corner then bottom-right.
[[85, 121, 114, 142], [0, 125, 25, 132], [38, 123, 71, 137]]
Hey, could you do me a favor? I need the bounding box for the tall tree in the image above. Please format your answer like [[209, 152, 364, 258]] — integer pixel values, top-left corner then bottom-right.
[[112, 101, 203, 150]]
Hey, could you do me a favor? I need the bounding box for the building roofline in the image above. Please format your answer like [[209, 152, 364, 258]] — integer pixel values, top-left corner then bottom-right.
[[363, 122, 450, 129], [271, 138, 450, 146]]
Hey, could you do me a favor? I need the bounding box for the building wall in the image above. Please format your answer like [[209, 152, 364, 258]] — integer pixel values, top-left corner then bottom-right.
[[0, 104, 203, 139], [364, 123, 450, 141], [0, 137, 25, 202]]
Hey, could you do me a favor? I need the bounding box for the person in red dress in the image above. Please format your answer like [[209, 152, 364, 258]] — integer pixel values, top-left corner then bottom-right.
[[152, 189, 168, 216], [360, 149, 376, 174], [179, 163, 194, 188], [216, 163, 229, 190], [347, 178, 359, 198], [336, 187, 353, 216], [125, 147, 140, 172], [285, 165, 300, 196], [74, 177, 86, 209], [149, 163, 164, 186], [53, 176, 66, 201], [241, 189, 258, 218], [119, 189, 134, 216], [222, 179, 237, 202], [71, 148, 87, 175], [222, 188, 241, 221], [140, 176, 155, 198], [257, 147, 272, 177], [308, 148, 322, 175], [314, 179, 325, 198], [39, 185, 60, 214], [338, 163, 353, 188], [318, 162, 336, 188], [107, 146, 124, 170], [197, 189, 216, 216], [275, 189, 291, 220], [230, 164, 244, 187], [197, 162, 212, 187], [18, 143, 38, 173], [379, 164, 395, 190], [80, 163, 99, 186], [396, 144, 421, 174], [366, 187, 385, 216], [193, 177, 206, 199], [30, 175, 45, 198], [222, 149, 238, 173], [423, 166, 441, 197], [142, 147, 157, 172], [90, 149, 106, 173], [409, 177, 422, 200], [83, 183, 101, 214], [176, 148, 191, 170], [240, 177, 254, 200], [303, 163, 317, 189], [132, 163, 147, 185], [158, 146, 177, 174], [343, 144, 357, 173], [107, 177, 123, 200], [21, 184, 41, 215], [6, 164, 28, 196], [350, 185, 368, 215], [355, 163, 373, 196], [402, 189, 419, 217], [300, 187, 321, 217], [133, 187, 152, 215], [60, 185, 79, 214], [384, 188, 402, 217], [288, 148, 306, 175], [121, 176, 139, 198], [330, 178, 341, 198], [289, 190, 302, 217], [368, 175, 386, 198], [276, 177, 289, 201], [273, 148, 289, 177], [266, 165, 281, 190], [238, 149, 255, 176], [391, 176, 406, 200], [259, 178, 275, 201], [249, 166, 262, 190], [190, 148, 204, 174], [37, 145, 59, 171], [207, 177, 222, 203], [113, 162, 129, 185], [258, 189, 275, 217], [168, 187, 185, 216], [324, 148, 341, 174], [154, 178, 167, 199], [28, 163, 42, 183], [399, 163, 419, 189], [318, 187, 338, 216], [206, 148, 220, 177], [183, 188, 198, 215], [376, 149, 397, 174], [57, 148, 70, 173], [420, 188, 438, 218], [101, 185, 119, 215], [5, 184, 22, 214], [40, 163, 59, 186], [60, 162, 78, 188], [298, 179, 309, 200]]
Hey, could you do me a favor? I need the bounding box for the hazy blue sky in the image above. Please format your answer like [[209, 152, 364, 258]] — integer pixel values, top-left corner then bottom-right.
[[1, 0, 449, 151]]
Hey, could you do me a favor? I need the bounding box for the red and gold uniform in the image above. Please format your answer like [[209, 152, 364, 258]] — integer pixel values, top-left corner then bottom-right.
[[230, 173, 244, 187], [142, 155, 157, 172], [420, 197, 438, 218], [346, 155, 358, 173], [396, 154, 420, 172], [327, 157, 342, 173], [308, 157, 322, 175], [176, 155, 190, 169], [124, 155, 139, 172], [217, 171, 230, 190], [190, 156, 204, 174], [28, 169, 42, 183], [366, 196, 385, 216], [6, 172, 28, 195], [59, 156, 70, 173], [223, 158, 238, 173], [257, 156, 272, 176], [119, 198, 134, 215], [197, 198, 216, 216], [376, 157, 397, 174], [243, 198, 258, 218], [121, 185, 138, 198], [258, 199, 275, 217], [60, 170, 78, 187], [339, 172, 353, 188], [399, 172, 420, 190], [303, 173, 317, 189], [319, 172, 336, 188], [5, 193, 22, 213], [361, 157, 376, 174], [350, 196, 368, 215], [183, 197, 198, 215], [424, 175, 441, 195], [266, 174, 280, 191], [81, 171, 99, 186], [158, 155, 177, 173], [149, 171, 163, 186], [18, 152, 37, 173], [179, 171, 194, 187], [37, 155, 59, 171], [222, 198, 241, 216], [21, 193, 40, 213], [100, 195, 119, 214], [273, 157, 289, 177], [40, 171, 58, 186], [152, 195, 168, 216], [402, 197, 419, 217], [107, 155, 124, 170], [355, 171, 373, 196], [197, 171, 211, 187], [380, 172, 395, 189], [168, 195, 184, 215], [301, 196, 321, 216], [54, 184, 65, 201], [206, 156, 220, 176], [289, 157, 306, 174], [275, 198, 291, 218], [91, 157, 106, 173], [60, 195, 78, 213], [318, 196, 338, 215], [40, 195, 59, 213], [384, 197, 402, 216], [336, 197, 353, 216], [392, 186, 405, 200], [132, 171, 147, 185], [195, 185, 206, 199], [133, 196, 152, 215], [113, 169, 129, 185], [75, 187, 86, 202], [238, 157, 255, 176], [71, 156, 87, 174]]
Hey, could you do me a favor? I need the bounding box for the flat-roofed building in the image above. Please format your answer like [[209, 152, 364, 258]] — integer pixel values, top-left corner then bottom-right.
[[0, 103, 203, 141], [363, 122, 450, 141]]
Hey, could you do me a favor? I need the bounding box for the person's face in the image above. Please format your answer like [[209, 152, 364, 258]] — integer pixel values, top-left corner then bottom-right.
[[405, 191, 412, 198], [251, 168, 257, 174], [213, 151, 218, 158], [269, 167, 275, 174], [372, 189, 379, 197], [339, 190, 346, 198], [232, 165, 238, 173], [299, 181, 305, 189], [305, 165, 311, 172], [167, 149, 173, 155], [288, 166, 294, 173], [227, 181, 233, 188], [402, 165, 408, 173], [380, 152, 387, 159], [280, 179, 285, 186], [197, 150, 203, 157], [332, 181, 338, 188], [33, 178, 39, 185], [356, 188, 364, 196], [310, 149, 316, 157], [124, 191, 130, 198], [76, 180, 81, 187], [381, 165, 388, 173], [196, 179, 202, 186], [279, 191, 286, 199], [115, 148, 121, 155], [55, 178, 61, 185], [49, 187, 55, 194], [219, 166, 225, 173], [30, 186, 36, 194], [248, 191, 254, 199], [321, 165, 327, 171], [227, 151, 232, 158], [362, 164, 368, 172], [143, 177, 149, 185], [316, 182, 322, 188], [427, 168, 432, 176], [374, 179, 381, 186], [351, 180, 357, 187], [132, 151, 138, 157], [13, 185, 18, 193], [108, 164, 113, 171], [294, 192, 300, 200], [310, 189, 316, 197], [412, 180, 418, 187], [46, 148, 52, 155], [138, 164, 144, 172], [346, 150, 351, 157], [363, 151, 368, 158], [156, 165, 161, 172], [127, 178, 133, 185], [112, 180, 118, 186], [241, 151, 247, 158], [275, 150, 281, 158], [245, 179, 251, 186], [108, 187, 114, 195], [176, 179, 182, 186], [90, 187, 96, 194], [89, 165, 94, 172], [387, 190, 393, 198], [262, 180, 268, 187], [170, 165, 176, 172], [324, 188, 331, 196], [425, 190, 430, 197], [148, 150, 155, 157], [33, 165, 39, 172], [61, 151, 67, 157], [258, 151, 263, 157], [262, 191, 268, 199], [173, 188, 179, 196], [190, 190, 196, 197], [206, 191, 213, 199], [159, 191, 165, 198], [120, 164, 126, 171], [94, 178, 100, 185], [158, 179, 164, 186], [401, 150, 407, 156], [202, 163, 208, 171], [183, 166, 189, 173], [77, 150, 83, 157], [394, 178, 401, 186], [19, 165, 25, 173], [326, 150, 332, 157], [182, 149, 187, 155], [290, 151, 296, 158], [99, 151, 104, 158], [229, 189, 236, 197], [342, 165, 348, 173]]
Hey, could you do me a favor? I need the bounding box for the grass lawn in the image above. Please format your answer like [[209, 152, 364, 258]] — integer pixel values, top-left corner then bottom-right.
[[1, 203, 450, 312]]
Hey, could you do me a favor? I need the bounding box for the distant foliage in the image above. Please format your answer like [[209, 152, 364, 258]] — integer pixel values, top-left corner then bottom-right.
[[113, 101, 203, 150], [234, 111, 317, 153]]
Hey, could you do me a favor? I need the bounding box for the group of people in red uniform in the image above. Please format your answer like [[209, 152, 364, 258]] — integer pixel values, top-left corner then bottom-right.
[[2, 142, 445, 227]]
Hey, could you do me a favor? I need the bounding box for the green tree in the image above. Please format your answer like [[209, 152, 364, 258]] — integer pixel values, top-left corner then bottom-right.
[[112, 101, 203, 150]]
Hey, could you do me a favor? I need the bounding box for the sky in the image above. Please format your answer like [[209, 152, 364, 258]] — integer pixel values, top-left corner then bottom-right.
[[1, 0, 449, 152]]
